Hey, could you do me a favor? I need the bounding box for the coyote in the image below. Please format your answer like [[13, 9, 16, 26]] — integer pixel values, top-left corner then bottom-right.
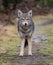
[[17, 10, 34, 56]]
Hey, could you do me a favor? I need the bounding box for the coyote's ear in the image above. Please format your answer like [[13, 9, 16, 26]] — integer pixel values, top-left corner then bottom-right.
[[28, 10, 32, 17], [18, 10, 23, 17]]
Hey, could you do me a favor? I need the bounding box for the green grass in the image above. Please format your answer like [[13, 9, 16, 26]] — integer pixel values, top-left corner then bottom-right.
[[29, 15, 53, 65], [39, 23, 53, 54], [37, 23, 53, 65], [0, 25, 20, 56]]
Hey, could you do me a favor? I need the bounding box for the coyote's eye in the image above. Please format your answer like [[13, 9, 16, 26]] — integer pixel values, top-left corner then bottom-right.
[[21, 18, 25, 20], [26, 18, 29, 20]]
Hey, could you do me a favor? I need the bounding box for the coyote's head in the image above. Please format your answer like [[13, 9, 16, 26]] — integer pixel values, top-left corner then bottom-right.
[[18, 10, 32, 29]]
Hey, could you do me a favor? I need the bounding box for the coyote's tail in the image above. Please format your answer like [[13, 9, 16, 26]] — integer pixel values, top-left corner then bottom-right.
[[24, 39, 28, 48]]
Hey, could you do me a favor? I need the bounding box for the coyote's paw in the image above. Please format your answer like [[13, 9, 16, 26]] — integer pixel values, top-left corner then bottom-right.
[[19, 53, 24, 56]]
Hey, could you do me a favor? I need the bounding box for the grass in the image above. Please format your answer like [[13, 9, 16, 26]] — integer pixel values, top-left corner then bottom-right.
[[0, 14, 53, 65], [39, 23, 53, 54], [0, 25, 20, 56], [38, 23, 53, 65], [33, 14, 53, 65], [33, 14, 53, 22]]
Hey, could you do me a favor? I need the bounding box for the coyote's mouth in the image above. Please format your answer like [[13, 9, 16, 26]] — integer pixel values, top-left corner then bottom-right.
[[22, 26, 28, 30]]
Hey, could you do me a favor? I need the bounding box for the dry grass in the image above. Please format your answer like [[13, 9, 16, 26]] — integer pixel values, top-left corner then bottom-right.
[[33, 14, 53, 22]]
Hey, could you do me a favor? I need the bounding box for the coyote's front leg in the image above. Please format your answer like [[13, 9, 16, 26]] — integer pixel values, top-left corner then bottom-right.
[[28, 38, 32, 55], [19, 38, 25, 56]]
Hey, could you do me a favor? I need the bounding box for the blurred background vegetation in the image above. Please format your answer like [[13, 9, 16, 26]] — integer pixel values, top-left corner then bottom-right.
[[0, 0, 53, 25], [0, 0, 53, 13]]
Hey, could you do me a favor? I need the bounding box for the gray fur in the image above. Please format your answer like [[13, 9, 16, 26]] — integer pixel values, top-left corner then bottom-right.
[[18, 18, 34, 38], [17, 10, 34, 56]]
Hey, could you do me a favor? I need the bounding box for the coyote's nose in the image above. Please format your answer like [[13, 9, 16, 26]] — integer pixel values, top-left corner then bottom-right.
[[25, 23, 27, 26]]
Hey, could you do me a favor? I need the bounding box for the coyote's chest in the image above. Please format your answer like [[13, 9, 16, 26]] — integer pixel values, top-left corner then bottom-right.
[[20, 23, 32, 33]]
